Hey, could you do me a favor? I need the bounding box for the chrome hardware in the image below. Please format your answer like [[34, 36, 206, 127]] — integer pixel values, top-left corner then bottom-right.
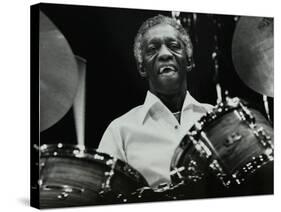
[[190, 135, 212, 159], [170, 166, 185, 180], [185, 97, 274, 188], [185, 160, 204, 182], [252, 126, 273, 149], [209, 159, 230, 187], [100, 158, 117, 194], [41, 184, 85, 200], [232, 153, 273, 185], [225, 132, 242, 146], [226, 97, 240, 107], [57, 192, 69, 199]]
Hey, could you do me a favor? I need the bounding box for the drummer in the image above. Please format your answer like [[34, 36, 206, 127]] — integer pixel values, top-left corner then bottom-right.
[[98, 15, 213, 188]]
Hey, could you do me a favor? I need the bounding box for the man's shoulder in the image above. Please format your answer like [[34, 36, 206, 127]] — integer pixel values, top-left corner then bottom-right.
[[109, 105, 143, 127], [199, 102, 214, 112], [185, 91, 214, 112]]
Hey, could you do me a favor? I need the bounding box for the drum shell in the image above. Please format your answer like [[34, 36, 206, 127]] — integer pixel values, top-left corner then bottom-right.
[[203, 108, 273, 173], [39, 145, 148, 208], [171, 100, 274, 196]]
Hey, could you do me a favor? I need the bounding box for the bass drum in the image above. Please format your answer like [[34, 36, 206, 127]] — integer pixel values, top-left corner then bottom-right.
[[170, 97, 273, 198], [39, 144, 148, 208]]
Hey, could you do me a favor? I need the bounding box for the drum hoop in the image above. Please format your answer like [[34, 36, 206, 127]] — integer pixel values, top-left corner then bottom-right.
[[170, 134, 191, 171], [229, 151, 273, 185], [39, 143, 148, 186], [190, 97, 243, 136], [170, 134, 209, 184]]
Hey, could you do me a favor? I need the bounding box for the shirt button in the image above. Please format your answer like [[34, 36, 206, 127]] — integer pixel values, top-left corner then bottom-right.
[[174, 125, 179, 130]]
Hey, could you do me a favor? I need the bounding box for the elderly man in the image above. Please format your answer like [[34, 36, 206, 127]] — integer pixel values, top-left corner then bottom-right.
[[98, 15, 212, 188]]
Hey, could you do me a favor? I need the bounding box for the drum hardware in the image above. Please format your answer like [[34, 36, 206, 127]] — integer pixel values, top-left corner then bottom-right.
[[191, 131, 231, 187], [225, 132, 242, 146], [129, 182, 186, 202], [253, 127, 273, 149], [190, 97, 240, 133], [99, 158, 117, 195], [231, 153, 273, 185], [191, 135, 212, 159], [129, 186, 155, 201], [171, 97, 274, 192], [194, 133, 231, 187], [208, 159, 230, 187], [195, 97, 272, 151], [234, 100, 257, 127], [38, 144, 148, 208], [170, 167, 185, 180], [171, 160, 204, 183], [41, 184, 85, 200], [234, 101, 273, 150]]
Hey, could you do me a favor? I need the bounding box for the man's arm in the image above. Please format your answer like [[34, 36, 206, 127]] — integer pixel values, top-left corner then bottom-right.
[[97, 122, 127, 162]]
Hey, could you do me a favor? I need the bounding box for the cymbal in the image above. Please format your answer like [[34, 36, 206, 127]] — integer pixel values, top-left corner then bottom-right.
[[40, 11, 79, 131], [232, 16, 273, 97]]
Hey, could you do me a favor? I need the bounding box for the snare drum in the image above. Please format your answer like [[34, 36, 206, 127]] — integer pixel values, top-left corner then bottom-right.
[[170, 97, 273, 196], [39, 144, 148, 208]]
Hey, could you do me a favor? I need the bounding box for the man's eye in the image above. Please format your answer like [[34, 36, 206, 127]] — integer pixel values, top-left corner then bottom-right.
[[146, 46, 157, 53], [169, 43, 181, 51], [146, 46, 157, 55]]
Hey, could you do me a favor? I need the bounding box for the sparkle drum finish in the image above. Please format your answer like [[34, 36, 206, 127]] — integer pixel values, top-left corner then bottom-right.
[[39, 144, 148, 208], [170, 97, 273, 197]]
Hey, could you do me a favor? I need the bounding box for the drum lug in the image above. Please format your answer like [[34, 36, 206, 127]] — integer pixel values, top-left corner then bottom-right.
[[232, 153, 273, 185], [209, 159, 230, 187], [100, 158, 117, 193], [253, 127, 274, 149], [226, 97, 240, 107]]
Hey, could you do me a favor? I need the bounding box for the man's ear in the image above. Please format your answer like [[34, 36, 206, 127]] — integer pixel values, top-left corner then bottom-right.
[[186, 43, 194, 72], [138, 64, 147, 78], [186, 56, 194, 72]]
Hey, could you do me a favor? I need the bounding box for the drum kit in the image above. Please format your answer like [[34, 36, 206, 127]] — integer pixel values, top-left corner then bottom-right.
[[38, 12, 274, 208]]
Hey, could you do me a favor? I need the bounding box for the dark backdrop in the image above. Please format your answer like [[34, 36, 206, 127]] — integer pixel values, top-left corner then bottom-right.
[[39, 3, 273, 148]]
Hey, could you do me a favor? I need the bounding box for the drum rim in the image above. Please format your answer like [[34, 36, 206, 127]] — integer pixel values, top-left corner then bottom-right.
[[39, 143, 148, 186], [189, 97, 243, 135], [170, 135, 190, 173], [170, 97, 274, 187]]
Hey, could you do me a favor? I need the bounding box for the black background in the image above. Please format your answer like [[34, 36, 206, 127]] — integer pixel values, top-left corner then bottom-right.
[[39, 3, 273, 148]]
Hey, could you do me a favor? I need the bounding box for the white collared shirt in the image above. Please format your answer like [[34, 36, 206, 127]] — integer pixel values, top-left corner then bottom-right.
[[98, 91, 213, 187]]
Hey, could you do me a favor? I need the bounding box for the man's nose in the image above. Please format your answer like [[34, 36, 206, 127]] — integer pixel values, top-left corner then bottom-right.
[[158, 45, 173, 60]]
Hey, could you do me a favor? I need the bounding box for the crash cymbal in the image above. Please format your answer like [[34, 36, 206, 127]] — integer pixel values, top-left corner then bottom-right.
[[40, 11, 79, 131], [232, 16, 273, 97]]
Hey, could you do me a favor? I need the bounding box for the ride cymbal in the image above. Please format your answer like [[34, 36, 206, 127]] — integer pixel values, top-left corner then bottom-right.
[[232, 16, 273, 97]]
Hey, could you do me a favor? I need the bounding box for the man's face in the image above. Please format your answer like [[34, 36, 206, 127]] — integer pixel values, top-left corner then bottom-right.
[[141, 24, 188, 95]]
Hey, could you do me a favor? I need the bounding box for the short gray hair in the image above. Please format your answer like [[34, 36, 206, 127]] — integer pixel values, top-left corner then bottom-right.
[[133, 14, 193, 70]]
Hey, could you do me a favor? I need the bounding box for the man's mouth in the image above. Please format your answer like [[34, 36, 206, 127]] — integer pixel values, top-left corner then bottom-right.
[[159, 65, 177, 75]]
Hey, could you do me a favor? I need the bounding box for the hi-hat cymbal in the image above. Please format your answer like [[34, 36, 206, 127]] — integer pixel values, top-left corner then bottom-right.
[[232, 16, 273, 97], [40, 11, 79, 131]]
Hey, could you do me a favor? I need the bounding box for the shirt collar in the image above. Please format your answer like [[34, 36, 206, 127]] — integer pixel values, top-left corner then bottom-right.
[[181, 90, 204, 111], [139, 91, 159, 124], [140, 90, 205, 124]]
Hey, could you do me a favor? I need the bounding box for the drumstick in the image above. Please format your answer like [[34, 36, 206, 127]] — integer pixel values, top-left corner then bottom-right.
[[73, 56, 87, 148]]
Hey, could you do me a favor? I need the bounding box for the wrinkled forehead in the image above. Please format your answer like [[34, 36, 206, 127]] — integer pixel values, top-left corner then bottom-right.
[[141, 24, 182, 46]]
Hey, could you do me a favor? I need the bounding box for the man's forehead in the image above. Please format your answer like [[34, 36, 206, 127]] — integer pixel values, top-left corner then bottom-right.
[[143, 24, 180, 42]]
